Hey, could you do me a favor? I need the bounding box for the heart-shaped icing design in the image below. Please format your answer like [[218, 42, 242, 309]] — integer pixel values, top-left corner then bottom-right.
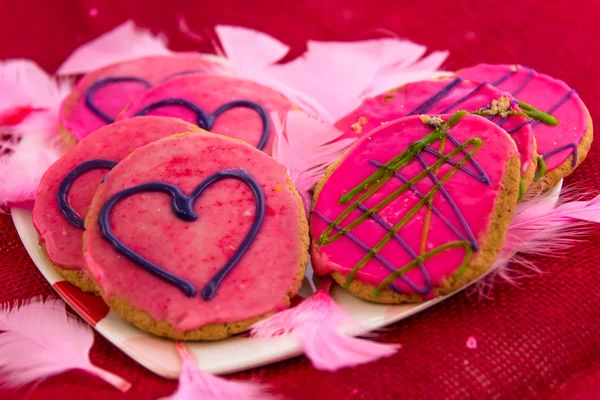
[[311, 112, 519, 297], [59, 54, 229, 141], [85, 76, 153, 123], [57, 159, 119, 228], [117, 74, 293, 155], [134, 98, 270, 150], [82, 132, 306, 332], [98, 168, 265, 300]]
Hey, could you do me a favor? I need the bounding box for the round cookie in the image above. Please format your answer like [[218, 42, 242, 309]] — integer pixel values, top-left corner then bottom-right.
[[335, 78, 537, 191], [118, 74, 293, 155], [33, 117, 202, 293], [457, 64, 593, 190], [59, 54, 228, 142], [83, 132, 309, 340], [311, 112, 520, 303]]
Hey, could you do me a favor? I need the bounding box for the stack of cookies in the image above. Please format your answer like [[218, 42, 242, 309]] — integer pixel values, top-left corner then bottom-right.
[[32, 55, 593, 340]]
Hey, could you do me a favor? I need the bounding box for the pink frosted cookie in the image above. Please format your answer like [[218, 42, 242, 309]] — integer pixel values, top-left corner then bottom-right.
[[83, 132, 308, 340], [335, 78, 537, 190], [118, 74, 293, 155], [33, 117, 202, 292], [457, 64, 593, 190], [311, 112, 520, 303], [59, 54, 228, 142]]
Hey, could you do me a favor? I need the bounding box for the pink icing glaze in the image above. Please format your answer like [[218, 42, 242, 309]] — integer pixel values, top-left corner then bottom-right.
[[335, 79, 534, 174], [118, 74, 293, 155], [33, 116, 200, 270], [311, 114, 518, 296], [83, 133, 305, 330], [458, 64, 588, 171], [60, 54, 229, 141]]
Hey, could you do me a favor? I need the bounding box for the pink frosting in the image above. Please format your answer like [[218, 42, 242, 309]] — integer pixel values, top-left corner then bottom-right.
[[311, 114, 518, 296], [33, 117, 200, 270], [118, 75, 293, 155], [335, 79, 534, 174], [60, 54, 229, 141], [458, 64, 588, 170], [84, 133, 305, 330]]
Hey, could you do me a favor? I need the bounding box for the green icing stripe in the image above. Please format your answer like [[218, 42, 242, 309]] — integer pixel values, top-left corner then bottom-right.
[[318, 111, 484, 297]]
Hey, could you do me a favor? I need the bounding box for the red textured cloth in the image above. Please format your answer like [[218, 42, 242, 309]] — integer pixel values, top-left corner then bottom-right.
[[1, 0, 599, 399]]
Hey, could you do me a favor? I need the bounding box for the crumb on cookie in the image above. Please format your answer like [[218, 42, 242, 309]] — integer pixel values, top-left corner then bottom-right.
[[478, 96, 513, 118], [351, 116, 369, 134], [420, 115, 444, 127]]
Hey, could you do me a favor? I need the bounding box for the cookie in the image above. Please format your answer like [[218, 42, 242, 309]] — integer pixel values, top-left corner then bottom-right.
[[335, 78, 537, 191], [83, 132, 309, 340], [117, 74, 293, 155], [33, 116, 202, 293], [457, 64, 593, 190], [59, 54, 228, 142], [311, 112, 520, 303]]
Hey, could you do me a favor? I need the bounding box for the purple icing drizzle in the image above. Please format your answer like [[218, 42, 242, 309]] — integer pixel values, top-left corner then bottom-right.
[[438, 81, 486, 114], [543, 143, 578, 167], [511, 67, 534, 96], [314, 211, 431, 295], [315, 119, 488, 294], [487, 66, 580, 167], [404, 77, 529, 142], [408, 77, 464, 115]]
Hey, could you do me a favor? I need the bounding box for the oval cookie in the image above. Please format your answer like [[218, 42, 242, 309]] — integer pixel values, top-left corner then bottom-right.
[[33, 116, 202, 292], [83, 132, 309, 340], [118, 74, 293, 155], [311, 112, 520, 303], [335, 78, 537, 190], [457, 63, 593, 190], [60, 54, 228, 141]]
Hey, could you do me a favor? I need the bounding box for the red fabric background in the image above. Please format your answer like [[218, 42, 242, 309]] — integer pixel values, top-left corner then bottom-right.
[[1, 0, 599, 399]]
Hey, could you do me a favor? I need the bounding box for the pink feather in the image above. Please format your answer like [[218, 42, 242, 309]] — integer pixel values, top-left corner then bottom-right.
[[56, 20, 173, 76], [0, 134, 62, 211], [1, 59, 72, 112], [477, 189, 600, 294], [0, 297, 130, 392], [212, 26, 448, 123], [0, 60, 72, 211], [214, 25, 290, 80], [268, 39, 448, 122], [271, 111, 354, 211], [160, 342, 271, 400], [251, 277, 399, 372]]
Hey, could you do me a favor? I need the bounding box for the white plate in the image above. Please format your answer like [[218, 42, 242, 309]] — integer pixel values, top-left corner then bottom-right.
[[11, 181, 562, 378]]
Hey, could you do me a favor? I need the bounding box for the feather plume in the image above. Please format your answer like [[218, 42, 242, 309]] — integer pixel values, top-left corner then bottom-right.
[[56, 20, 173, 76], [476, 188, 600, 296], [251, 277, 399, 372], [0, 60, 72, 211], [212, 26, 448, 123], [267, 40, 448, 122], [214, 25, 289, 80], [0, 297, 130, 392], [0, 134, 62, 211], [160, 342, 271, 400], [271, 111, 354, 210], [0, 59, 72, 112]]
